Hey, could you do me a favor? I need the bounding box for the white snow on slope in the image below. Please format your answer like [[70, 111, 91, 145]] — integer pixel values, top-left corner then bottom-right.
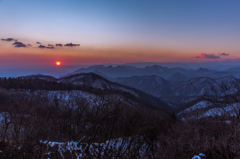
[[185, 101, 210, 112], [41, 137, 157, 158], [204, 103, 240, 117], [178, 101, 211, 116]]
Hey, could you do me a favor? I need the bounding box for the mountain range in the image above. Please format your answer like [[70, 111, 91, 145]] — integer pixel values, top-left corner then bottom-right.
[[67, 65, 240, 80], [18, 64, 240, 113], [115, 75, 240, 109], [18, 73, 171, 111]]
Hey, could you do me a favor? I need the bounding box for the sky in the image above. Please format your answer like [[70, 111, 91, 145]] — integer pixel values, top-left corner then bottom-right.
[[0, 0, 240, 77]]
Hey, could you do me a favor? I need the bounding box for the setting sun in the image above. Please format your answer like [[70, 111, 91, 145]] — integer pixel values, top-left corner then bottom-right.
[[56, 61, 61, 66]]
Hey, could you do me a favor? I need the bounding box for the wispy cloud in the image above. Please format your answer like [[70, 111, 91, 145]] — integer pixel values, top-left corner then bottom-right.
[[56, 43, 62, 46], [12, 41, 26, 47], [195, 52, 220, 59], [46, 46, 54, 49], [64, 43, 80, 47], [219, 52, 229, 56], [1, 38, 80, 50], [1, 38, 16, 42], [38, 45, 54, 49], [38, 45, 46, 48]]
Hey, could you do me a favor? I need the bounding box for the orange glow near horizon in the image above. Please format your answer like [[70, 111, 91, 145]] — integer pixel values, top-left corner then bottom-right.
[[56, 61, 61, 66], [0, 45, 237, 67]]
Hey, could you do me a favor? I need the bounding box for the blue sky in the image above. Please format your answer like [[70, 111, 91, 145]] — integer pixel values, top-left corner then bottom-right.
[[1, 0, 239, 48]]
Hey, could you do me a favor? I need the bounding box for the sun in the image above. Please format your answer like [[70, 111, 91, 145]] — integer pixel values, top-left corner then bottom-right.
[[56, 61, 61, 66]]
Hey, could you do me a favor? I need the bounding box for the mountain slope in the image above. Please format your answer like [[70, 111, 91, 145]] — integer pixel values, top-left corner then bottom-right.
[[18, 74, 57, 81], [59, 73, 171, 110], [114, 75, 172, 97], [167, 72, 188, 81], [113, 75, 240, 111]]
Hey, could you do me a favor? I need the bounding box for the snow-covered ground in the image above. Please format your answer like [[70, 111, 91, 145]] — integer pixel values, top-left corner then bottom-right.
[[179, 100, 240, 120], [204, 103, 240, 117], [183, 101, 211, 112], [41, 136, 156, 158]]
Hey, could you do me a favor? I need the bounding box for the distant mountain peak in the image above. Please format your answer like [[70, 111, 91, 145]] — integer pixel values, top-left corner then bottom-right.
[[225, 67, 240, 72], [66, 64, 240, 79], [197, 67, 211, 71], [18, 74, 57, 81], [146, 65, 164, 68]]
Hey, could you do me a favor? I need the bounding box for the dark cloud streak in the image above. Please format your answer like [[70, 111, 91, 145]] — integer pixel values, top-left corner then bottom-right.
[[38, 45, 46, 48], [12, 41, 26, 47], [38, 45, 54, 49], [46, 46, 54, 49], [64, 43, 80, 47], [2, 38, 79, 50], [220, 53, 229, 56], [56, 43, 62, 46], [1, 38, 16, 42], [195, 52, 220, 59]]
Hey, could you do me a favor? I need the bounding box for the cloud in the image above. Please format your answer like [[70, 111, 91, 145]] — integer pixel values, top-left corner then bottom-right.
[[64, 43, 80, 47], [219, 53, 229, 56], [12, 41, 26, 47], [56, 43, 62, 46], [38, 45, 46, 48], [38, 45, 54, 49], [46, 46, 54, 49], [195, 52, 220, 59], [1, 38, 16, 42], [2, 38, 79, 50]]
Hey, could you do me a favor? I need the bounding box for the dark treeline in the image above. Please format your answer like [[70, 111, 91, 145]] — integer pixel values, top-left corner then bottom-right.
[[0, 90, 172, 158], [0, 77, 85, 91]]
